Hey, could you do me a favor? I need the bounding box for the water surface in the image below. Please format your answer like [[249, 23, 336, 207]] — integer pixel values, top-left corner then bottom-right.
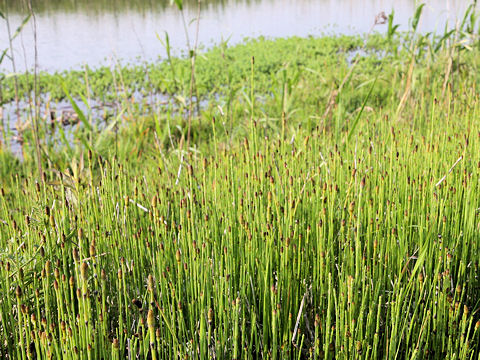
[[0, 0, 472, 73]]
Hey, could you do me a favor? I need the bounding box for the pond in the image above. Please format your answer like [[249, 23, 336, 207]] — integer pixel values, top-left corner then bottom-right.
[[0, 0, 472, 73]]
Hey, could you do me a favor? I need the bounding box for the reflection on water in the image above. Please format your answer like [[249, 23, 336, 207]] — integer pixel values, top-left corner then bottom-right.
[[6, 0, 254, 14], [0, 0, 472, 72]]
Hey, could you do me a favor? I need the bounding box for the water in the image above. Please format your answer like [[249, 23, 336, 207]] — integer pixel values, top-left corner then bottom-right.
[[0, 0, 474, 157], [0, 0, 472, 73]]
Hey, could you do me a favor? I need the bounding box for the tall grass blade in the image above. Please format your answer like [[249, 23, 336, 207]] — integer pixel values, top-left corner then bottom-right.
[[12, 15, 31, 41], [61, 82, 93, 132], [346, 76, 377, 144], [411, 3, 425, 33]]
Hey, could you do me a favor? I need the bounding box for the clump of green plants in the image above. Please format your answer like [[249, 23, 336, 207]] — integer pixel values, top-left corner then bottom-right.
[[2, 69, 480, 359], [1, 3, 480, 359]]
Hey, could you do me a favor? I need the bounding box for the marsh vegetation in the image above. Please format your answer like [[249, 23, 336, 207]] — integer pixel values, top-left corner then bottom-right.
[[0, 1, 480, 359]]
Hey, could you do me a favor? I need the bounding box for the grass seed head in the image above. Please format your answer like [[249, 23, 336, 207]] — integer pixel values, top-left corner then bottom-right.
[[418, 273, 424, 283], [348, 201, 355, 214], [356, 341, 362, 354], [208, 308, 213, 323], [73, 248, 80, 262], [147, 275, 154, 292], [20, 304, 28, 314], [89, 242, 96, 257], [45, 260, 51, 275], [15, 285, 22, 299], [80, 262, 88, 281], [147, 309, 155, 328]]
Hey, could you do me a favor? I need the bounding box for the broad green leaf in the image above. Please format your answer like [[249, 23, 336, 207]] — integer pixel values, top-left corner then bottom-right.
[[387, 9, 399, 41], [62, 82, 93, 132], [170, 0, 183, 10], [411, 3, 425, 33], [459, 4, 474, 32], [95, 109, 124, 149], [12, 14, 31, 41], [0, 48, 8, 64], [434, 30, 455, 53]]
